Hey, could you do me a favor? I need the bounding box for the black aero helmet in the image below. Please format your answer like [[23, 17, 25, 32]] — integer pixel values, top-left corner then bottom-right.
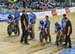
[[40, 20, 44, 25], [55, 22, 59, 26], [8, 14, 12, 19], [45, 16, 49, 18], [63, 14, 67, 19], [63, 14, 66, 16]]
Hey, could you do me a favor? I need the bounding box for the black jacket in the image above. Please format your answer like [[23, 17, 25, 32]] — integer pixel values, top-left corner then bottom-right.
[[21, 14, 28, 30], [66, 20, 72, 34]]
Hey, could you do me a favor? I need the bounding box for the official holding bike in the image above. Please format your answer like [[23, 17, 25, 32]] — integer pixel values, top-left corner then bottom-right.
[[64, 17, 72, 48], [20, 10, 29, 45]]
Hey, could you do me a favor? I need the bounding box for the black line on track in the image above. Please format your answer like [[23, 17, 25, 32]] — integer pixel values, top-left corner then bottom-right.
[[49, 47, 64, 54], [27, 45, 51, 54], [49, 43, 75, 54]]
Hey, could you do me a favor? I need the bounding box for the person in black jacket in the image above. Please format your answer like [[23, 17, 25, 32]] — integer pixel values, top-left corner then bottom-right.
[[20, 10, 29, 45], [64, 17, 72, 48]]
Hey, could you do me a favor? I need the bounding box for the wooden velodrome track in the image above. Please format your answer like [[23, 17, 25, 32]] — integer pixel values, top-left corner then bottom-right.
[[0, 13, 75, 54]]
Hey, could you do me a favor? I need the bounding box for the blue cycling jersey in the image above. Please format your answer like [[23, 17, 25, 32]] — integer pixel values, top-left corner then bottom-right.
[[39, 24, 45, 30], [28, 13, 36, 24], [44, 20, 51, 30], [14, 12, 20, 24], [61, 18, 66, 30], [55, 24, 61, 32]]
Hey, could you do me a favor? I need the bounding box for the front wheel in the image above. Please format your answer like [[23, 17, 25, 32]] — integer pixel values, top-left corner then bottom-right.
[[39, 32, 43, 43], [13, 27, 18, 35], [7, 25, 12, 36], [30, 32, 34, 39], [56, 34, 60, 46]]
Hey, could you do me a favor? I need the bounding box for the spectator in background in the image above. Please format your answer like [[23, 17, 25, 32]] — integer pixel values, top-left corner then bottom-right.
[[29, 0, 32, 6], [23, 0, 26, 8], [25, 0, 30, 8], [0, 5, 2, 10], [14, 7, 20, 36], [9, 2, 14, 8], [42, 4, 48, 11]]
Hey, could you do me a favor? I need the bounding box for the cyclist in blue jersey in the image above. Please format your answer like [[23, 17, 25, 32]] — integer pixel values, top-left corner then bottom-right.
[[55, 22, 61, 33], [61, 14, 67, 37], [55, 22, 63, 46], [28, 9, 36, 39], [44, 16, 51, 42]]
